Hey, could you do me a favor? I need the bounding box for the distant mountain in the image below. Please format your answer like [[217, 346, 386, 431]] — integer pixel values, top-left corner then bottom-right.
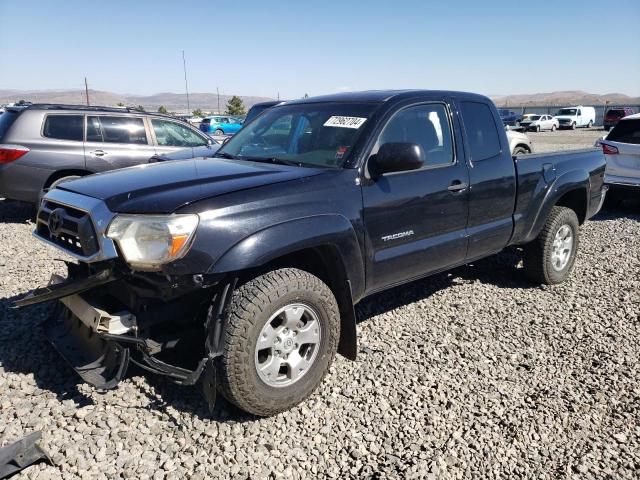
[[0, 89, 274, 113], [2, 88, 639, 111], [491, 90, 640, 106]]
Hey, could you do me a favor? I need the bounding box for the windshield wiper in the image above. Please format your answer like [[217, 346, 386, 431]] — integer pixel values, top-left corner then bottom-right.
[[242, 156, 303, 167]]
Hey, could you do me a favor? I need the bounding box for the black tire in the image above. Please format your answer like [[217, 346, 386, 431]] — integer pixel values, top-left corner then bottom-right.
[[37, 175, 82, 208], [219, 268, 340, 416], [522, 206, 580, 285], [513, 146, 529, 155], [214, 129, 224, 136]]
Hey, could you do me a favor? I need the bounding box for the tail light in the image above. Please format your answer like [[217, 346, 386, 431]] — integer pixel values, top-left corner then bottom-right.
[[602, 143, 619, 155], [0, 145, 30, 164]]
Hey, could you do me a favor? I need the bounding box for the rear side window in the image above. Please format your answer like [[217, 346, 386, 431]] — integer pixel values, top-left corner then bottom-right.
[[460, 102, 501, 161], [151, 119, 208, 147], [607, 119, 640, 144], [0, 110, 21, 140], [43, 115, 84, 141], [87, 116, 148, 144]]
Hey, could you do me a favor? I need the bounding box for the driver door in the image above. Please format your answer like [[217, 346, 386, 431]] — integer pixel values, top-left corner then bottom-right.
[[361, 101, 470, 292]]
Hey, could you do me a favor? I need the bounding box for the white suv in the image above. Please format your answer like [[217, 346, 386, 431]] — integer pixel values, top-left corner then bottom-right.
[[599, 113, 640, 205]]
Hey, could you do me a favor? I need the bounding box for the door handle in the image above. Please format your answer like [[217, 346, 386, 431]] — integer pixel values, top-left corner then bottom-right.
[[92, 150, 107, 157], [447, 181, 468, 192]]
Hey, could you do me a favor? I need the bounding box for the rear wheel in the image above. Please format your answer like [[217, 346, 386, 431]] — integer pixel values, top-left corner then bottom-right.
[[513, 146, 529, 155], [522, 206, 580, 285], [218, 268, 340, 416], [37, 175, 82, 208]]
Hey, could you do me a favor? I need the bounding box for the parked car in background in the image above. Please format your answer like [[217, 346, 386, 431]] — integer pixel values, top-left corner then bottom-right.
[[599, 113, 640, 206], [244, 101, 287, 124], [149, 142, 221, 162], [555, 106, 596, 129], [520, 114, 559, 132], [505, 128, 534, 154], [199, 116, 243, 136], [603, 107, 634, 131], [0, 104, 213, 204], [498, 109, 522, 127]]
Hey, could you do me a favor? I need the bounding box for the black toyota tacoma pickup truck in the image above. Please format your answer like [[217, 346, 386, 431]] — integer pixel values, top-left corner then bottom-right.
[[18, 90, 607, 416]]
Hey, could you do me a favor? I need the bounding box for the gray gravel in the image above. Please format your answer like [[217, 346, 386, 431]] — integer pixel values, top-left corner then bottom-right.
[[1, 129, 639, 479]]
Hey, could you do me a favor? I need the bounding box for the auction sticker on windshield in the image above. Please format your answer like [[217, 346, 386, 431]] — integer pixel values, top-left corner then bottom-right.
[[324, 116, 367, 129]]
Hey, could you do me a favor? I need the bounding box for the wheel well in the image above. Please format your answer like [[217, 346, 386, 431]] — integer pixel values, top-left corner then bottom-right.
[[44, 169, 92, 189], [556, 188, 587, 224], [256, 245, 357, 360]]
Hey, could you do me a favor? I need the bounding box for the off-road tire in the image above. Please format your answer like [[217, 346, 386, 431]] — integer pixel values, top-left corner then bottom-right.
[[522, 206, 580, 285], [218, 268, 340, 416]]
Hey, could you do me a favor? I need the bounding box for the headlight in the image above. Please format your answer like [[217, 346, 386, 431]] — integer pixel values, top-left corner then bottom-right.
[[106, 214, 199, 270]]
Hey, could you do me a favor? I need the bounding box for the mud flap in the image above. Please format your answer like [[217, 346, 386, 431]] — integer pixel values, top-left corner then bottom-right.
[[0, 431, 51, 479], [201, 358, 217, 413], [44, 304, 129, 390]]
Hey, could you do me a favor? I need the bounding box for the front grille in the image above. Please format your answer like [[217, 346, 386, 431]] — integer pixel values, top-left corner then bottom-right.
[[36, 200, 99, 257]]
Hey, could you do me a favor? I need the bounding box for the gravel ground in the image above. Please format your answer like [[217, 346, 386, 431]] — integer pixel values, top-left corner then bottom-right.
[[1, 129, 639, 479]]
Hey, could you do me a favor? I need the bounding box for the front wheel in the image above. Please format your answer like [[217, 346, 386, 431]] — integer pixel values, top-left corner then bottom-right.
[[522, 206, 580, 284], [218, 268, 340, 416]]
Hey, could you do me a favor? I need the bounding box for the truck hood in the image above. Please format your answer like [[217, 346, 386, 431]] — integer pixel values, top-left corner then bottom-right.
[[58, 157, 326, 213]]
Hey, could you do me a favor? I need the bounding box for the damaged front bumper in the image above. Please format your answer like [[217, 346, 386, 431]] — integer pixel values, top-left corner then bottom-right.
[[15, 264, 232, 410]]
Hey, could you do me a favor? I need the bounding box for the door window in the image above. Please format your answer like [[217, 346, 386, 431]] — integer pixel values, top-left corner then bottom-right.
[[460, 102, 501, 161], [42, 115, 84, 141], [152, 119, 208, 147], [87, 116, 148, 144], [376, 103, 454, 167]]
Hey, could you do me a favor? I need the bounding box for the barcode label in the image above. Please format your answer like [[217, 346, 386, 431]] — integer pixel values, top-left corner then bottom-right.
[[323, 116, 367, 129]]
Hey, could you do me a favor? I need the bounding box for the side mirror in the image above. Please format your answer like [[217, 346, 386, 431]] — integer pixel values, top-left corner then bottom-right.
[[371, 142, 424, 176]]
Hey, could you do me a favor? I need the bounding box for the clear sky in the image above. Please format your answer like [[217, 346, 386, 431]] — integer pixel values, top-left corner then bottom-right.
[[1, 0, 639, 98]]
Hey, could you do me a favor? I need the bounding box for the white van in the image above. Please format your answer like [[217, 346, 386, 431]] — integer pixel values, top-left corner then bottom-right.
[[555, 106, 596, 130]]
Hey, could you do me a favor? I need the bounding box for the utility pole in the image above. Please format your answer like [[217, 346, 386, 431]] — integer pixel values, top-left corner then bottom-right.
[[182, 50, 191, 114], [217, 87, 220, 114], [84, 77, 90, 106]]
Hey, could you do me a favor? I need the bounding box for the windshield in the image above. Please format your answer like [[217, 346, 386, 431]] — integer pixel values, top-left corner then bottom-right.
[[557, 108, 577, 116], [216, 102, 377, 168]]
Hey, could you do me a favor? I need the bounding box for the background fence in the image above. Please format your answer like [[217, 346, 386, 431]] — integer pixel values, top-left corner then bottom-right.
[[496, 104, 640, 126]]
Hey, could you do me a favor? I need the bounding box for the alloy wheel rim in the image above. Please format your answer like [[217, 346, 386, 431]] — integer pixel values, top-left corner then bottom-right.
[[551, 224, 573, 271], [254, 303, 321, 388]]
